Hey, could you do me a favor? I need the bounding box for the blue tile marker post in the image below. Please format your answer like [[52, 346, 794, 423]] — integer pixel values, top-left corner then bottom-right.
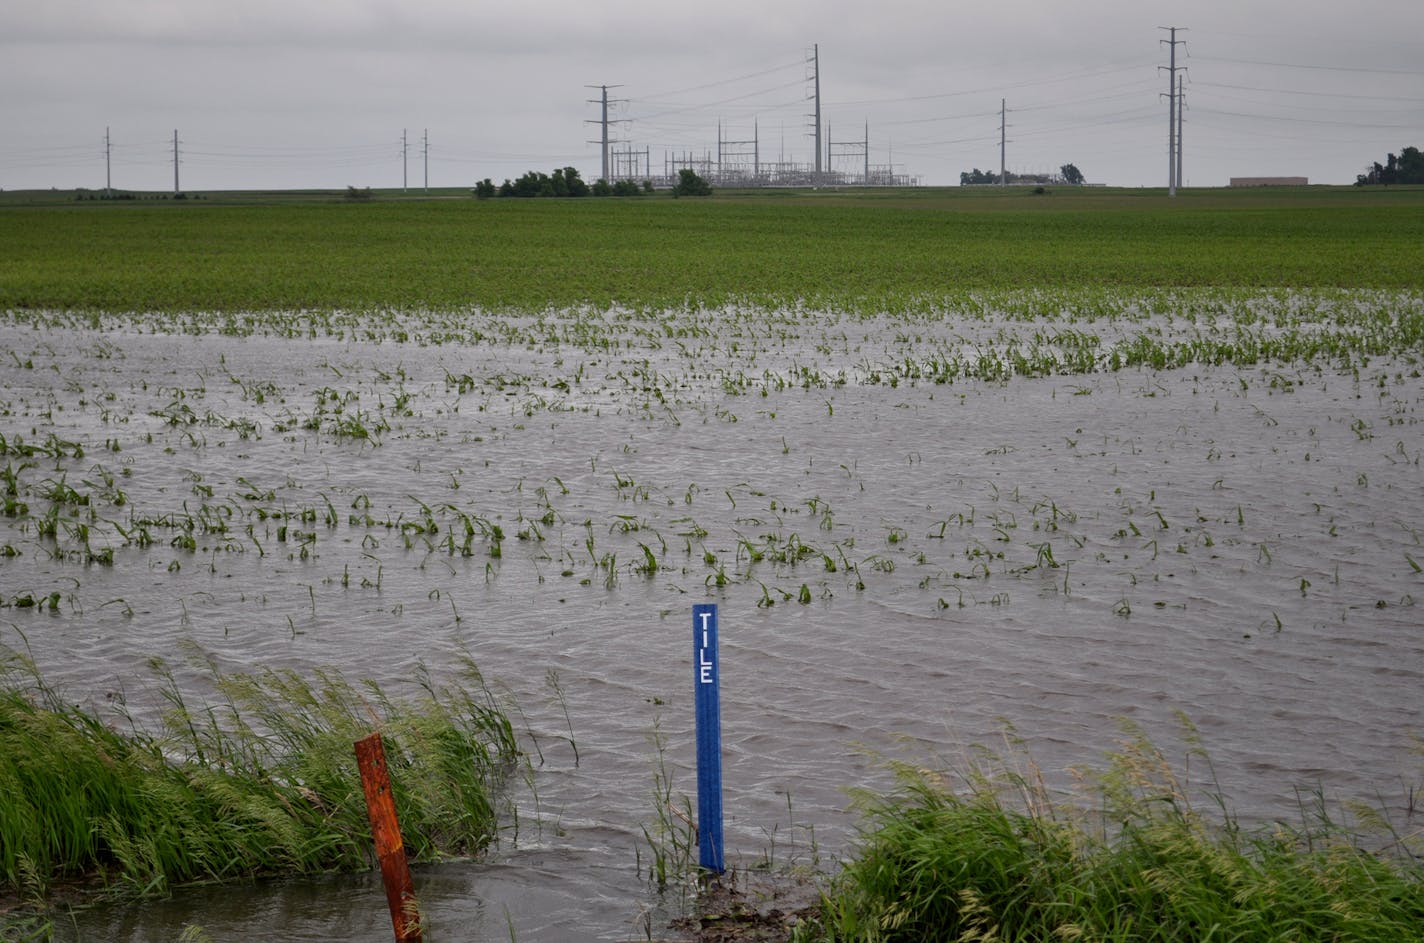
[[693, 603, 725, 873]]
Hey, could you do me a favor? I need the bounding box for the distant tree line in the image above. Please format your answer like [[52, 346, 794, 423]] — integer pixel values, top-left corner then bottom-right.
[[74, 189, 137, 201], [473, 167, 651, 199], [1355, 146, 1423, 185], [960, 163, 1085, 186], [472, 167, 713, 198], [73, 189, 202, 201]]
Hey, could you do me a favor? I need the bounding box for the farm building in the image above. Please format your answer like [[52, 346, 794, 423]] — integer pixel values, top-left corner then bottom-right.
[[1229, 176, 1309, 187]]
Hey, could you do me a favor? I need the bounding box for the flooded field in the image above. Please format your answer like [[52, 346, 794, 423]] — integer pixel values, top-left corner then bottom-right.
[[3, 292, 1422, 940]]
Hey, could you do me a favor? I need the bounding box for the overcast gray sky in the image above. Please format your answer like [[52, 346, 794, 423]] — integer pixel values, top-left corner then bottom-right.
[[3, 0, 1420, 191]]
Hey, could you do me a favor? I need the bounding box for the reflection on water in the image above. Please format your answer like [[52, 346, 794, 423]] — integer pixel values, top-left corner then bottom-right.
[[60, 856, 661, 943]]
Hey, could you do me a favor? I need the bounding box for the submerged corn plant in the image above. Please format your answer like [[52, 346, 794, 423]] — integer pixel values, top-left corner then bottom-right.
[[804, 724, 1424, 942], [0, 641, 521, 904]]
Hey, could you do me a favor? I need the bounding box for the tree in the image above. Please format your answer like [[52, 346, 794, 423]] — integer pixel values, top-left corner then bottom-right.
[[562, 167, 590, 197], [673, 168, 712, 197], [1356, 146, 1424, 185], [472, 179, 496, 199], [504, 170, 554, 197], [1060, 163, 1085, 185]]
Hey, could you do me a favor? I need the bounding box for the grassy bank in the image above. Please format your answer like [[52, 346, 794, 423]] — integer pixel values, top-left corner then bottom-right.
[[2, 187, 1422, 313], [0, 643, 520, 909], [796, 730, 1424, 942]]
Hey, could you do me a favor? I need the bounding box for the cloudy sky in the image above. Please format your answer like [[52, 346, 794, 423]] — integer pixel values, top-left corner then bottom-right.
[[3, 0, 1420, 191]]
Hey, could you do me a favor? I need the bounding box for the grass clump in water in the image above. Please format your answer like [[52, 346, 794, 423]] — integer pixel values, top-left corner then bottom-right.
[[804, 724, 1424, 941], [0, 642, 520, 904]]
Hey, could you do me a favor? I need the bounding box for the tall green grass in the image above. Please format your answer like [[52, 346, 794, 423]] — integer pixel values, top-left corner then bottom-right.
[[0, 642, 520, 903], [802, 725, 1424, 942]]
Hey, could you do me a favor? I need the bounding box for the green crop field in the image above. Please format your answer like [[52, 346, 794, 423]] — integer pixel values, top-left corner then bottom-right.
[[1, 185, 1421, 313]]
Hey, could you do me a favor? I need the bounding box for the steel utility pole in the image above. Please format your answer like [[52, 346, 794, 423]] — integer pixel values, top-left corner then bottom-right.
[[402, 129, 408, 192], [598, 86, 610, 181], [1176, 75, 1185, 190], [814, 45, 822, 178], [806, 44, 822, 180], [172, 129, 179, 195], [585, 85, 625, 183], [423, 129, 429, 193], [754, 119, 760, 180], [104, 127, 112, 197], [999, 99, 1007, 186], [1160, 26, 1186, 196]]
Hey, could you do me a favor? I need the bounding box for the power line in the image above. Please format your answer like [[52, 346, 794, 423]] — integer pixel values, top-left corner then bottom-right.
[[878, 108, 1001, 128], [1191, 107, 1419, 130], [1007, 106, 1162, 139], [635, 60, 803, 102], [1009, 84, 1161, 114], [1192, 80, 1422, 103], [1193, 87, 1419, 119], [827, 61, 1155, 107], [626, 79, 804, 124], [1189, 116, 1403, 147], [1190, 55, 1424, 77], [181, 140, 393, 156]]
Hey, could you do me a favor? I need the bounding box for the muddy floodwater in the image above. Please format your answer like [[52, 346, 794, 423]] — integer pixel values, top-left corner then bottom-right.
[[2, 297, 1422, 940]]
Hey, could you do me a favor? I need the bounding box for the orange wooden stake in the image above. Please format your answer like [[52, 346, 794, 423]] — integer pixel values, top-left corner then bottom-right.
[[355, 732, 423, 943]]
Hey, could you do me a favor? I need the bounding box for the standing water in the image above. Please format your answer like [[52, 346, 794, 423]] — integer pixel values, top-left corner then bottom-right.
[[2, 294, 1421, 940]]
